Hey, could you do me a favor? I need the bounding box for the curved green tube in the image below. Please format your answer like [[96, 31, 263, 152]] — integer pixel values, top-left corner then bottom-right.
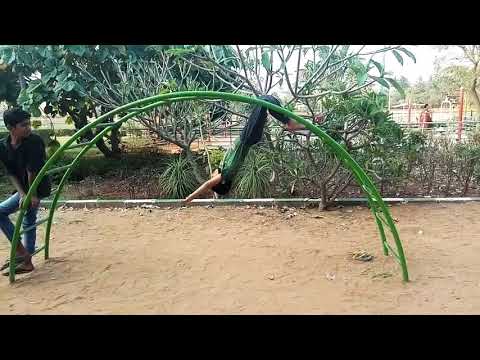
[[44, 100, 170, 260], [9, 91, 409, 283]]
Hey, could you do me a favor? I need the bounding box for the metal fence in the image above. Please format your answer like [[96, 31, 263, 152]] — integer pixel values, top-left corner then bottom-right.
[[391, 107, 480, 142], [3, 103, 479, 146]]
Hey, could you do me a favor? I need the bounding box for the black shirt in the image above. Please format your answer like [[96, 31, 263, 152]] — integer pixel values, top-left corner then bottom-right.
[[240, 95, 290, 146], [0, 133, 52, 198]]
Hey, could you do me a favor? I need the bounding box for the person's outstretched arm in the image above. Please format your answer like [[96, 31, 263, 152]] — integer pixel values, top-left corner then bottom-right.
[[184, 173, 223, 203]]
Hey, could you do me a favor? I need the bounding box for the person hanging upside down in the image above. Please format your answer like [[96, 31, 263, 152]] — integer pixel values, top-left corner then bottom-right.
[[184, 95, 319, 202]]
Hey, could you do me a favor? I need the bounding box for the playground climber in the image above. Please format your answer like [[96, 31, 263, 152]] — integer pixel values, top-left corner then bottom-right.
[[0, 108, 51, 276], [184, 95, 321, 202]]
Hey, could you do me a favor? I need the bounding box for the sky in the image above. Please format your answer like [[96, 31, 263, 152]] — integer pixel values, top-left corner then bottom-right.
[[236, 45, 471, 99], [381, 45, 464, 83], [377, 45, 436, 82], [240, 45, 465, 85], [308, 45, 464, 83]]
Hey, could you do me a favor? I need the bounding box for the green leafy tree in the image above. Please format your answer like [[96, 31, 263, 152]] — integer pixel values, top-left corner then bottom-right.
[[0, 45, 153, 157], [435, 46, 480, 112]]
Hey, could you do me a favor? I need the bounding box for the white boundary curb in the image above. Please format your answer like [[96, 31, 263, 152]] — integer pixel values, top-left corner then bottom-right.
[[38, 197, 480, 209]]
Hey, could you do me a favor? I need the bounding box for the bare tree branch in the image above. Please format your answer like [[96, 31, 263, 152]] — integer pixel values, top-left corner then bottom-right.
[[235, 45, 260, 96], [296, 80, 375, 100], [294, 45, 302, 93]]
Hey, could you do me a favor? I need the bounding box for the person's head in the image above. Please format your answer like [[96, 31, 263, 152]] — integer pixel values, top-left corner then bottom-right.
[[3, 108, 32, 139], [423, 104, 430, 110], [211, 180, 232, 195]]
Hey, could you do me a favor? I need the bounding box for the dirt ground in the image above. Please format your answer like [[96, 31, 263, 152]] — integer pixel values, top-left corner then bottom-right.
[[1, 202, 480, 314]]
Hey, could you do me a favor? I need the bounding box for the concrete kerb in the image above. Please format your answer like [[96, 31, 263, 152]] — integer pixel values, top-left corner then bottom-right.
[[39, 197, 480, 210]]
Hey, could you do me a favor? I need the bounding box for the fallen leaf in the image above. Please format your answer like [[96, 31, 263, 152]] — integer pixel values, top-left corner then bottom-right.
[[325, 272, 336, 281]]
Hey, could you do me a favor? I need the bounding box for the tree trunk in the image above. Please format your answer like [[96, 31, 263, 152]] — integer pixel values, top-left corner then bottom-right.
[[470, 77, 480, 114], [99, 115, 122, 157], [185, 149, 207, 185], [95, 137, 119, 159], [444, 161, 454, 196], [319, 181, 328, 210], [18, 72, 26, 90], [426, 163, 436, 195], [110, 127, 121, 154], [462, 163, 475, 196], [67, 109, 119, 159]]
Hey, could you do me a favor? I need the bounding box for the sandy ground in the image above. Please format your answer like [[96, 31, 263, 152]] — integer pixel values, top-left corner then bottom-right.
[[1, 202, 480, 314]]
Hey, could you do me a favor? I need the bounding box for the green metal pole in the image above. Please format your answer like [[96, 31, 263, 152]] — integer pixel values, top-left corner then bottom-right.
[[10, 91, 409, 283], [44, 126, 116, 259], [43, 100, 169, 260], [10, 100, 170, 281]]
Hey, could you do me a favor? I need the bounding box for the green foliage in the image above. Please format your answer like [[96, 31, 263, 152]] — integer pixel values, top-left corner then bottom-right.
[[432, 65, 473, 100], [395, 64, 473, 107], [0, 66, 20, 105], [233, 146, 272, 198], [0, 45, 154, 124], [46, 138, 61, 159], [269, 89, 409, 201], [355, 117, 407, 187], [205, 147, 225, 170], [261, 51, 272, 72], [1, 45, 222, 158], [55, 128, 77, 137], [18, 46, 119, 115], [320, 91, 392, 146], [31, 119, 42, 129], [396, 47, 416, 63], [454, 142, 480, 163], [402, 130, 428, 153], [158, 155, 199, 198], [390, 76, 410, 104]]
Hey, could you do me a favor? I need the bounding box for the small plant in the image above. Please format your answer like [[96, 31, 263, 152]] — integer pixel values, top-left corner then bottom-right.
[[401, 130, 427, 176], [202, 147, 225, 171], [31, 119, 42, 129], [470, 129, 480, 146], [454, 141, 480, 196], [436, 137, 457, 195], [46, 138, 61, 159], [233, 146, 272, 198], [158, 155, 199, 198]]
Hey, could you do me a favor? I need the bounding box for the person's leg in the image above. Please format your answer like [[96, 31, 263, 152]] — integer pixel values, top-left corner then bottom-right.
[[0, 193, 21, 244], [0, 193, 33, 272], [240, 106, 268, 145], [22, 205, 39, 255]]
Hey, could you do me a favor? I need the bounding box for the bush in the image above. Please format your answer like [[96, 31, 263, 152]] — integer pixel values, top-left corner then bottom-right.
[[55, 129, 77, 137], [233, 146, 273, 198], [204, 147, 225, 171], [158, 155, 199, 198]]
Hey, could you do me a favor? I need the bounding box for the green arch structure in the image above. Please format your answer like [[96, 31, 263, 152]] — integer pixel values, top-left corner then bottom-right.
[[8, 91, 409, 283]]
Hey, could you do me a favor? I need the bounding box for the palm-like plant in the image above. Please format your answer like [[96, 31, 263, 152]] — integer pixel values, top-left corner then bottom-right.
[[158, 155, 199, 198], [233, 146, 273, 198]]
